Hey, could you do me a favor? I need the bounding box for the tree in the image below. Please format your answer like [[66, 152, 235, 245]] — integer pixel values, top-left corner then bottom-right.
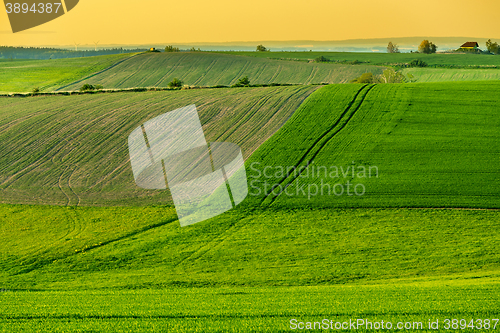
[[256, 45, 268, 52], [168, 78, 183, 88], [387, 42, 400, 53], [418, 40, 437, 54], [486, 39, 500, 54], [165, 45, 180, 52]]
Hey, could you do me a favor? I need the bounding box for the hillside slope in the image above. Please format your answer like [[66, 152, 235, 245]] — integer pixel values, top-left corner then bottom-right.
[[0, 53, 135, 93], [0, 86, 316, 206], [221, 51, 500, 67], [1, 81, 499, 292], [1, 205, 499, 290], [59, 52, 385, 90], [245, 81, 500, 209], [403, 67, 500, 82]]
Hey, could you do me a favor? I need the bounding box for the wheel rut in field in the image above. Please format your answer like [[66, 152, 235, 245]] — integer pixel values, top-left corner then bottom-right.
[[10, 216, 178, 276], [260, 84, 375, 206]]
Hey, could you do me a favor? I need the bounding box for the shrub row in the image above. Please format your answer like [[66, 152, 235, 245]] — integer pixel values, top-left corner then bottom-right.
[[0, 83, 328, 98]]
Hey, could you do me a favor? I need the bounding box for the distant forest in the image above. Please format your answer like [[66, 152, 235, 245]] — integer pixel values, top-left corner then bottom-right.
[[0, 46, 148, 60]]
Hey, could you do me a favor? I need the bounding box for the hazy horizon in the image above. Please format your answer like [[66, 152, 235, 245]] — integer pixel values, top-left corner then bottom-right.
[[1, 0, 499, 46]]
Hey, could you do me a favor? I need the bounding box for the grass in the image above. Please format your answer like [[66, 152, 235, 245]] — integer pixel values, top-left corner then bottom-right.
[[403, 67, 500, 82], [246, 82, 500, 209], [1, 282, 499, 332], [0, 205, 499, 290], [0, 205, 499, 331], [59, 52, 385, 91], [0, 53, 135, 93], [219, 51, 500, 67], [0, 86, 316, 206], [1, 80, 499, 331]]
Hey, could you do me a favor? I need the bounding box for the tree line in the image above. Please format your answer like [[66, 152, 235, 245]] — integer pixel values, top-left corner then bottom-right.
[[0, 46, 147, 60]]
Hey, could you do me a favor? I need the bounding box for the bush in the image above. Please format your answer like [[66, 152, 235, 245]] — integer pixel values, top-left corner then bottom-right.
[[239, 76, 250, 86], [80, 84, 95, 92], [408, 59, 428, 67], [94, 84, 104, 90], [232, 76, 250, 87], [314, 56, 329, 63], [32, 87, 40, 93], [351, 72, 374, 83], [168, 78, 183, 88]]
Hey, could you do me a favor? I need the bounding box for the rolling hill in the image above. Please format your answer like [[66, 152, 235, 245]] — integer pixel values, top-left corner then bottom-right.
[[0, 53, 135, 93], [0, 86, 317, 206], [221, 51, 500, 67], [59, 52, 385, 90], [0, 82, 498, 289], [1, 81, 499, 331], [246, 82, 500, 209], [403, 67, 500, 82]]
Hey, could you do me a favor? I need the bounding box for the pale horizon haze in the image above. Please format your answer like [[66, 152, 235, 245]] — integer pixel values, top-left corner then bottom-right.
[[1, 0, 499, 46]]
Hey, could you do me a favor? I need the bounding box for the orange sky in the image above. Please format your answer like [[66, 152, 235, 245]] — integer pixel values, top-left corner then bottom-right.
[[1, 0, 499, 46]]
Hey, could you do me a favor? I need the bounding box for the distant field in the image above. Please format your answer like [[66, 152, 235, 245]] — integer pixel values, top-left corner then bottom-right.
[[60, 52, 385, 90], [1, 282, 498, 332], [220, 51, 500, 67], [0, 86, 316, 206], [0, 53, 135, 93], [246, 82, 500, 209], [404, 67, 500, 82]]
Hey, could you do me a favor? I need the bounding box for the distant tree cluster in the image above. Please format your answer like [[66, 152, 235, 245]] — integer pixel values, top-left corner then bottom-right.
[[0, 46, 146, 60], [165, 45, 180, 52], [387, 42, 400, 53], [418, 40, 437, 54], [190, 47, 202, 52], [256, 45, 269, 52], [486, 39, 500, 55]]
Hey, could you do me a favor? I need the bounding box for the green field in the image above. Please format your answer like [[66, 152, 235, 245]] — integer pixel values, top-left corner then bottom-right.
[[1, 205, 499, 289], [0, 53, 135, 93], [0, 86, 316, 206], [1, 281, 498, 332], [246, 82, 500, 209], [59, 52, 385, 91], [403, 67, 500, 82], [1, 205, 499, 331], [2, 49, 500, 333], [220, 51, 500, 67]]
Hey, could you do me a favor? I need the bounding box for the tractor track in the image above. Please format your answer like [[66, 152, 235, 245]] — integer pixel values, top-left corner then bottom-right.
[[260, 84, 375, 206]]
